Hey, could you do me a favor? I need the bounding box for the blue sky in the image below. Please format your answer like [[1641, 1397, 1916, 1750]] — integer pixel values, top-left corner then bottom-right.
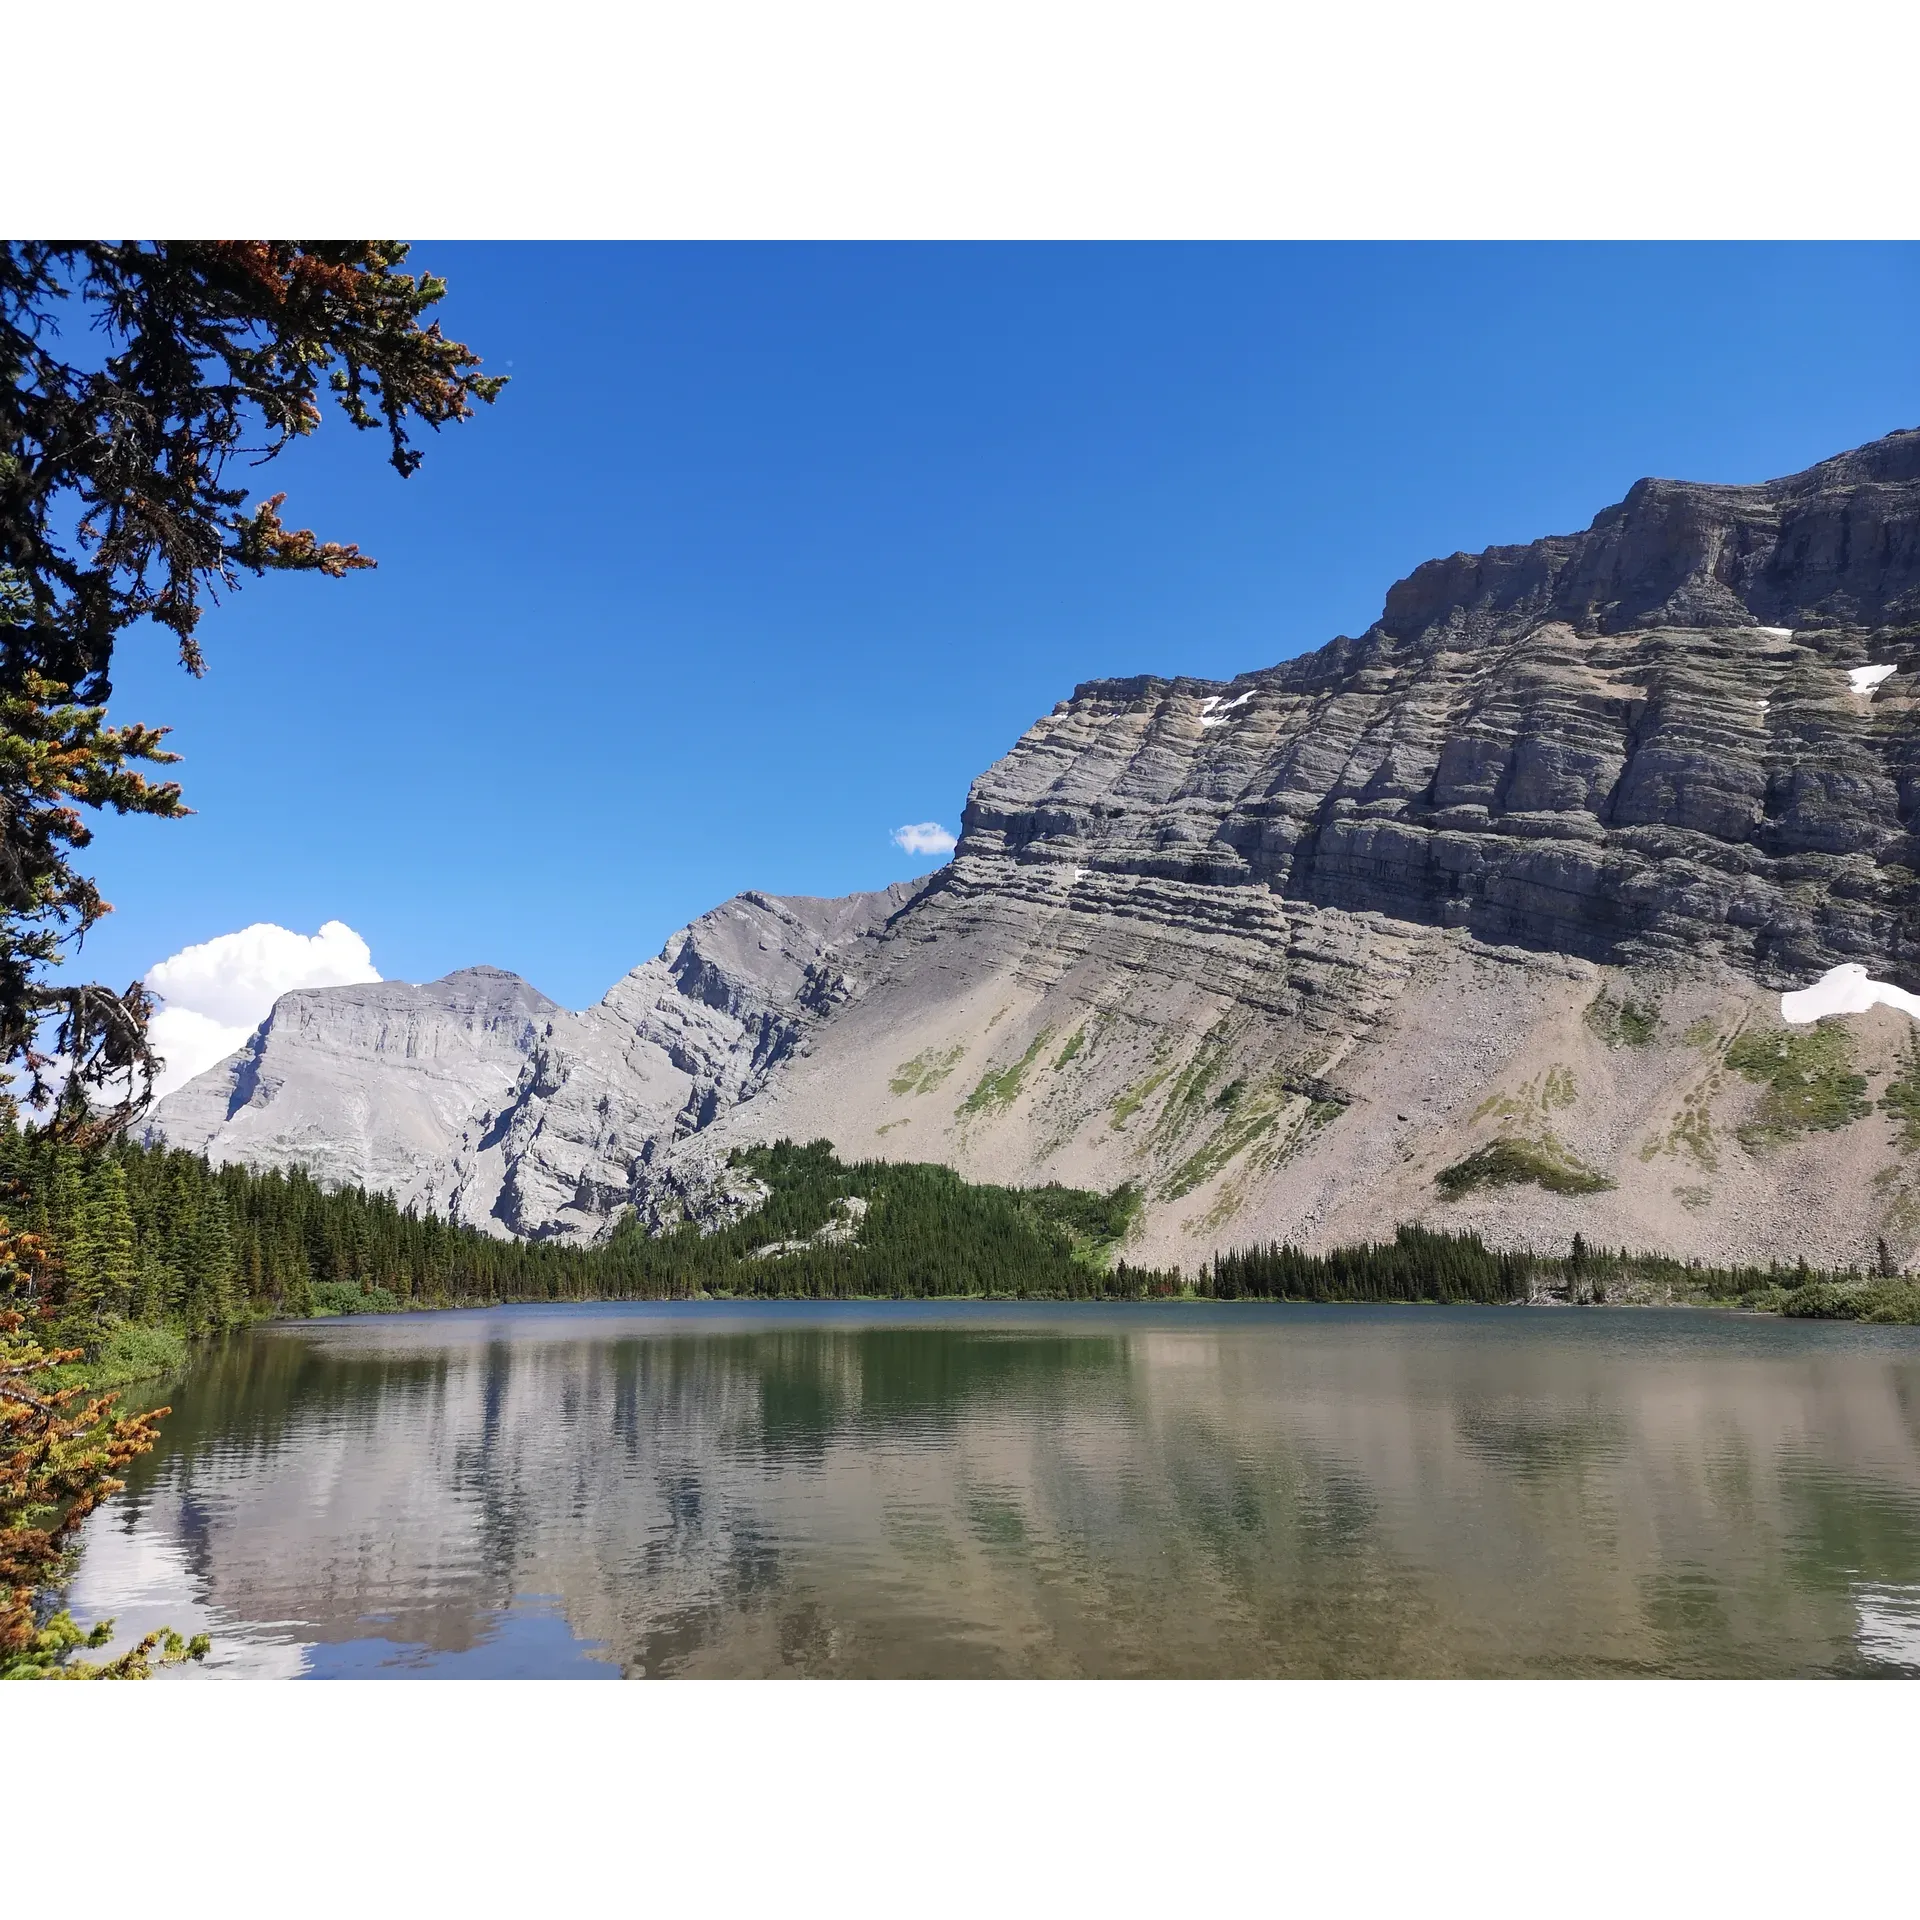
[[87, 242, 1920, 1013]]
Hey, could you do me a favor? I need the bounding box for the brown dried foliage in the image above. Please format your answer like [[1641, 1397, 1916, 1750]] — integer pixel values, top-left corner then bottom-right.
[[0, 1220, 197, 1677]]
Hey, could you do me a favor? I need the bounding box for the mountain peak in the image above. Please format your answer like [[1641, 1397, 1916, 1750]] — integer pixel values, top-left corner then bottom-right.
[[1379, 426, 1920, 640]]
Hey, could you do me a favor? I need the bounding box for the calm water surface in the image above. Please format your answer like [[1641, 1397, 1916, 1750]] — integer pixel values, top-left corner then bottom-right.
[[69, 1301, 1920, 1677]]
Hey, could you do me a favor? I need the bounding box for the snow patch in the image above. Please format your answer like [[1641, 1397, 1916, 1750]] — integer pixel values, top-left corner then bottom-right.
[[1755, 626, 1795, 640], [1199, 690, 1254, 729], [1781, 963, 1920, 1026], [1848, 664, 1897, 695]]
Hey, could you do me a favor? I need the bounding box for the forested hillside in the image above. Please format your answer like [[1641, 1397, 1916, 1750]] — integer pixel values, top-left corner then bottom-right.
[[0, 1128, 1176, 1344], [7, 1124, 1915, 1364]]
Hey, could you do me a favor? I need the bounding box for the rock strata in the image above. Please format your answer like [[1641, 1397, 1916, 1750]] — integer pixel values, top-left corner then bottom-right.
[[962, 428, 1920, 986]]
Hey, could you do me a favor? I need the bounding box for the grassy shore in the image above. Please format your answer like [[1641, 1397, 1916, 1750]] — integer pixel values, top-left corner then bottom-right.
[[46, 1321, 190, 1394]]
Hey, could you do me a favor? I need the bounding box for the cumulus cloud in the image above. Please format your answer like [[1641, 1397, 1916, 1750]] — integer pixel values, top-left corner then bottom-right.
[[144, 1008, 252, 1105], [892, 822, 957, 858], [144, 920, 380, 1100]]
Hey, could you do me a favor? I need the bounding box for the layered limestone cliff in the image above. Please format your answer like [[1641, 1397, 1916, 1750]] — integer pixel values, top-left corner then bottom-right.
[[151, 966, 561, 1210], [962, 426, 1920, 984], [151, 429, 1920, 1269]]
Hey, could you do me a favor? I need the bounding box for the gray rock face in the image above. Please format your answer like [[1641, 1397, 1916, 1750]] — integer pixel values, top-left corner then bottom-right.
[[960, 428, 1920, 985], [468, 882, 925, 1239], [146, 885, 925, 1239], [148, 967, 561, 1208], [149, 429, 1920, 1269]]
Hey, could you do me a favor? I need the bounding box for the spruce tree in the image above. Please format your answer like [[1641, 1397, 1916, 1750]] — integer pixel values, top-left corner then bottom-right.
[[184, 1188, 237, 1337], [78, 1159, 138, 1321], [133, 1249, 175, 1326]]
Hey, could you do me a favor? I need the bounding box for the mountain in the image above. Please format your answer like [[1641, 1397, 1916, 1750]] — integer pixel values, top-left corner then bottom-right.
[[148, 886, 925, 1240], [148, 429, 1920, 1269]]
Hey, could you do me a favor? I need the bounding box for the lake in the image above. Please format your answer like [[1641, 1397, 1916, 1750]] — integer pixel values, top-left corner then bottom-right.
[[69, 1300, 1920, 1677]]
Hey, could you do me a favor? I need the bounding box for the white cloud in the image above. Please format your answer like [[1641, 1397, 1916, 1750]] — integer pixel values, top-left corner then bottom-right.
[[144, 920, 380, 1100], [144, 1008, 257, 1104], [892, 822, 957, 858]]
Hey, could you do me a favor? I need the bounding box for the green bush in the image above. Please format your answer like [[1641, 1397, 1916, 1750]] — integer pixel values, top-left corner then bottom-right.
[[1772, 1277, 1920, 1322], [1435, 1137, 1615, 1198], [308, 1281, 405, 1317], [1858, 1281, 1920, 1324], [1586, 993, 1658, 1047], [1781, 1281, 1858, 1319], [48, 1320, 188, 1391]]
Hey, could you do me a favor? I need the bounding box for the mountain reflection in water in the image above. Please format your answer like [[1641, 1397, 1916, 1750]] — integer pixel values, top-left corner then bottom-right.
[[69, 1302, 1920, 1678]]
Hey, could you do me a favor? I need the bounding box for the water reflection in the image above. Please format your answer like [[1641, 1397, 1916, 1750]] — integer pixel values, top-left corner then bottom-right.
[[69, 1303, 1920, 1677]]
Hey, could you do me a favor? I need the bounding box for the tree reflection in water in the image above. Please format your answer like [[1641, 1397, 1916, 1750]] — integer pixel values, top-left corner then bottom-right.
[[70, 1302, 1920, 1678]]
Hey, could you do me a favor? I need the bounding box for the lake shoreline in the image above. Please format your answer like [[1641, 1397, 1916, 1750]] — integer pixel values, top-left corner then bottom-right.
[[73, 1283, 1892, 1392]]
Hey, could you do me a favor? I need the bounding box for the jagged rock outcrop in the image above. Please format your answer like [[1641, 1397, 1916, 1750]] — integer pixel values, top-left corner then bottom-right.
[[146, 884, 925, 1239], [465, 882, 926, 1239], [151, 429, 1920, 1269]]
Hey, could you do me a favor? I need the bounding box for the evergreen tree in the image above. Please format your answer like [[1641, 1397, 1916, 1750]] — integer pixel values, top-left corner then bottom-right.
[[132, 1249, 174, 1327], [72, 1159, 138, 1323], [183, 1187, 237, 1337], [1, 1217, 205, 1679], [2, 243, 503, 1142]]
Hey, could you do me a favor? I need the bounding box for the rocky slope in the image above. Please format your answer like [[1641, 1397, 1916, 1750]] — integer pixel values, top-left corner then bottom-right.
[[147, 885, 925, 1239], [150, 429, 1920, 1269]]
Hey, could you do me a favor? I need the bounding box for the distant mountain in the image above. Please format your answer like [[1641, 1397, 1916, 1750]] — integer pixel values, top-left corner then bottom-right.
[[148, 886, 926, 1239], [149, 429, 1920, 1271]]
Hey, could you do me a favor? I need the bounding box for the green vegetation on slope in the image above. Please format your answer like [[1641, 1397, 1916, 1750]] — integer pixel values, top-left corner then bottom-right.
[[1725, 1023, 1871, 1146], [1110, 1065, 1172, 1130], [959, 1029, 1053, 1115], [1586, 993, 1658, 1048], [890, 1045, 965, 1096], [1881, 1034, 1920, 1148], [1435, 1137, 1615, 1198]]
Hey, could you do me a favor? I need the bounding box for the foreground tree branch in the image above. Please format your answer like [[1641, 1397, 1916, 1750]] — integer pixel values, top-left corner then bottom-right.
[[1, 241, 502, 1135]]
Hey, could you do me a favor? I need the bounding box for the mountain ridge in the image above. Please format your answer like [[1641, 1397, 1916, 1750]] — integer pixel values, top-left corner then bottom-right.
[[149, 428, 1920, 1270]]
